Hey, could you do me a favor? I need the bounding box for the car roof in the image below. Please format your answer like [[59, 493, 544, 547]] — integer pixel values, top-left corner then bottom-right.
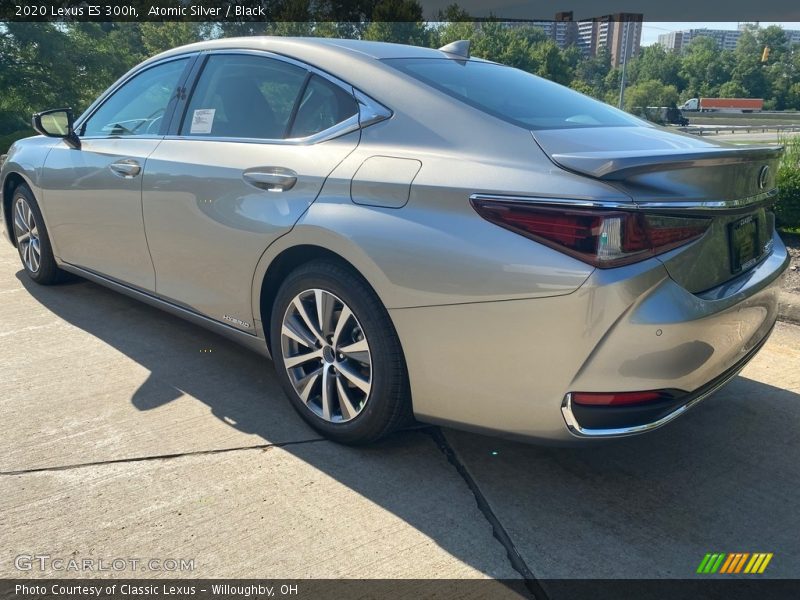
[[149, 36, 449, 66]]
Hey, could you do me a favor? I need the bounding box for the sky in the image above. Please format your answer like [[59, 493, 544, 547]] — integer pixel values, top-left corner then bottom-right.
[[641, 22, 800, 45]]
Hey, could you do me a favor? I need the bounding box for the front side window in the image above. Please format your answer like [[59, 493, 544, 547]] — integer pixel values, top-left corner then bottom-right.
[[181, 54, 307, 139], [82, 58, 189, 137], [384, 58, 642, 130]]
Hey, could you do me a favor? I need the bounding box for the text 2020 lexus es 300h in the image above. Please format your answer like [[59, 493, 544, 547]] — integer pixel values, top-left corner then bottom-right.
[[0, 37, 789, 444]]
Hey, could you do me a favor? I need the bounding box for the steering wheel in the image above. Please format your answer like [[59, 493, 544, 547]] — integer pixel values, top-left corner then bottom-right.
[[133, 107, 166, 135], [145, 114, 164, 135]]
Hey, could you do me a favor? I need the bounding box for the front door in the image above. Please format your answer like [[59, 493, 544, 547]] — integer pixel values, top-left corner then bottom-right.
[[40, 57, 192, 291]]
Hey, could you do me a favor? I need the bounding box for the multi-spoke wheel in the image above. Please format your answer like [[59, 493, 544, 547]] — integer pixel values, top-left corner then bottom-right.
[[281, 289, 372, 423], [13, 195, 41, 273], [271, 259, 411, 444], [10, 184, 62, 284]]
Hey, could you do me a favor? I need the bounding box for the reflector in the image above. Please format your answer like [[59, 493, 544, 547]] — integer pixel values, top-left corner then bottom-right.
[[572, 391, 670, 406]]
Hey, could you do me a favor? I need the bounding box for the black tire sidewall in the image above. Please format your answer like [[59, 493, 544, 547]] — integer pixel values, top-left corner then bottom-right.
[[270, 260, 409, 444], [12, 184, 61, 284]]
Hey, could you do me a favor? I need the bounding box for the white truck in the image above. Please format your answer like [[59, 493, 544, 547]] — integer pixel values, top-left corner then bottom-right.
[[680, 97, 764, 112]]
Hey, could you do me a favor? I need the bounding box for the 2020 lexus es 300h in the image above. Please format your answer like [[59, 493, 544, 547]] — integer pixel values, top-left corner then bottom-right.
[[0, 37, 789, 444]]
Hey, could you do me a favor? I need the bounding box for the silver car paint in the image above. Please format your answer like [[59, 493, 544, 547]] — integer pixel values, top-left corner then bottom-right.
[[142, 132, 361, 329], [1, 37, 789, 442], [391, 236, 787, 442], [41, 137, 162, 290]]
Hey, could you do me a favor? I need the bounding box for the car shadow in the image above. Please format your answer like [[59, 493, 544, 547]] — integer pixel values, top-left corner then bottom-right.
[[443, 371, 800, 582], [14, 270, 800, 586], [13, 271, 524, 587]]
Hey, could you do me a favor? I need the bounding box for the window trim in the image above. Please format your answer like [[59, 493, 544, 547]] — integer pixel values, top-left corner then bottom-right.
[[166, 49, 390, 146], [75, 54, 200, 141]]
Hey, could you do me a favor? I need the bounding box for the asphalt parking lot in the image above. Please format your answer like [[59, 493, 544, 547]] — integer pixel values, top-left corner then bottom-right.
[[1, 239, 798, 593]]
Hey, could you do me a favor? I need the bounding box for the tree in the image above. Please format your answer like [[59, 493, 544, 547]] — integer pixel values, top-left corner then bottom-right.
[[624, 79, 679, 112], [362, 0, 431, 45], [787, 82, 800, 111], [2, 20, 799, 156], [628, 44, 683, 90], [139, 23, 210, 55], [573, 47, 612, 98], [731, 27, 768, 98], [679, 36, 733, 98]]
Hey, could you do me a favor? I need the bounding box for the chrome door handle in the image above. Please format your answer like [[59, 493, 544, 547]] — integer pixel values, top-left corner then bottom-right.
[[243, 168, 297, 192], [109, 159, 141, 178]]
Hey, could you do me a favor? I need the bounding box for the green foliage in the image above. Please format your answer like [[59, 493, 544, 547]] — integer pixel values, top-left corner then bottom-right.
[[776, 136, 800, 230], [1, 13, 800, 155], [624, 79, 679, 112]]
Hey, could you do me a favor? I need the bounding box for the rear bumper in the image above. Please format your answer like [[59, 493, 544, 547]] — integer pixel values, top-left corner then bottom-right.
[[561, 323, 774, 438], [390, 231, 789, 443]]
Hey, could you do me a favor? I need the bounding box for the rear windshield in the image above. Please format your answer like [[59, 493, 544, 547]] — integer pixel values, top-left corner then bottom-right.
[[383, 58, 642, 130]]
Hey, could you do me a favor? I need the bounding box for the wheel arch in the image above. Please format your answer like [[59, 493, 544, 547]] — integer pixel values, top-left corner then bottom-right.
[[255, 236, 396, 357]]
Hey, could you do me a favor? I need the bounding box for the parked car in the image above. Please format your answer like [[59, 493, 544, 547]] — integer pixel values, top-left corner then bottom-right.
[[0, 38, 788, 444]]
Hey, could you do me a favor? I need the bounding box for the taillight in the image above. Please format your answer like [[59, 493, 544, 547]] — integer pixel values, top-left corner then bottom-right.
[[470, 199, 711, 268], [571, 391, 674, 406]]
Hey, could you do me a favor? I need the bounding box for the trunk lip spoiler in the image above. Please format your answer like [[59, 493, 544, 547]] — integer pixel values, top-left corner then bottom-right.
[[470, 188, 778, 214], [548, 145, 783, 180], [528, 129, 783, 180]]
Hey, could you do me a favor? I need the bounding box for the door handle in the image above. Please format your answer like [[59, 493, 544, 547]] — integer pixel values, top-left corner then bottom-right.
[[243, 168, 297, 192], [109, 159, 141, 178]]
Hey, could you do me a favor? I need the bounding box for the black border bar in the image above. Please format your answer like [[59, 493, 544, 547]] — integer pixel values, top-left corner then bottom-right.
[[0, 0, 799, 22], [3, 579, 800, 600]]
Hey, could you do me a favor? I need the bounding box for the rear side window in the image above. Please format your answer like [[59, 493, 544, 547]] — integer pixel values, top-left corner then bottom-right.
[[384, 58, 641, 130], [289, 75, 358, 138], [181, 54, 307, 139]]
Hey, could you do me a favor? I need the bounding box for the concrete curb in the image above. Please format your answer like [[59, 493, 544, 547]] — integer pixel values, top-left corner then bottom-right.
[[779, 291, 800, 325]]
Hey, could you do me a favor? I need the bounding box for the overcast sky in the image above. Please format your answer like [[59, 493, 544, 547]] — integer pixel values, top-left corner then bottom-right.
[[641, 22, 800, 45]]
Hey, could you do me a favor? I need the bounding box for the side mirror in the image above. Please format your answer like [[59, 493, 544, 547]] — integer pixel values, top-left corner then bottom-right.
[[32, 108, 80, 149]]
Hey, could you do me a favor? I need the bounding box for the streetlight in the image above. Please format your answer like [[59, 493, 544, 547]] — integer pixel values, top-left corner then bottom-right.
[[618, 19, 630, 109]]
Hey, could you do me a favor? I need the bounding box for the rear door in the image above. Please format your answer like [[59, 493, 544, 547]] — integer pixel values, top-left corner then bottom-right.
[[41, 56, 193, 291], [142, 52, 361, 331]]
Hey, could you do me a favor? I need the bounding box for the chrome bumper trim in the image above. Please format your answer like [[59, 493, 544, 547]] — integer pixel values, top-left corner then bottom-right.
[[561, 326, 774, 438]]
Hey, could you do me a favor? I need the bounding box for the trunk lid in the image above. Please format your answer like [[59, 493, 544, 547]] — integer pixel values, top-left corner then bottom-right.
[[531, 125, 782, 293]]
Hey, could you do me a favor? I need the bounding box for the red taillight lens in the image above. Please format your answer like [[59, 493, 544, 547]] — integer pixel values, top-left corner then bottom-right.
[[571, 391, 672, 406], [470, 199, 711, 268]]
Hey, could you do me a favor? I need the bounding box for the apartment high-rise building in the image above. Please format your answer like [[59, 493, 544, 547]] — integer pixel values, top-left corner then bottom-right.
[[492, 14, 577, 49], [487, 12, 642, 67], [577, 13, 643, 67], [657, 24, 800, 52]]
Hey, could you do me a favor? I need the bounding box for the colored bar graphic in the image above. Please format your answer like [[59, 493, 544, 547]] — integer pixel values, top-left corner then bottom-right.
[[696, 554, 713, 574], [744, 554, 760, 574], [719, 554, 736, 574], [711, 554, 725, 573], [759, 553, 773, 573], [734, 553, 749, 573], [700, 552, 773, 575]]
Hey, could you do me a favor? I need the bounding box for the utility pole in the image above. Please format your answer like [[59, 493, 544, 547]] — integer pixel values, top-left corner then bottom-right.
[[618, 19, 630, 109]]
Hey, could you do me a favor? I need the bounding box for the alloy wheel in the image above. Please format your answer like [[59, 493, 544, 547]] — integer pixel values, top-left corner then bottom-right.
[[280, 289, 372, 423], [13, 196, 41, 273]]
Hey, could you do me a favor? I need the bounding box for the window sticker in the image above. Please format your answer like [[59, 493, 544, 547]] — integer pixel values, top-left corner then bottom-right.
[[190, 109, 215, 134]]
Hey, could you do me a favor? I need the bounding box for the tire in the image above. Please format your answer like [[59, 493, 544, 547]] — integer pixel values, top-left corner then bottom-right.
[[270, 259, 412, 444], [10, 183, 63, 285]]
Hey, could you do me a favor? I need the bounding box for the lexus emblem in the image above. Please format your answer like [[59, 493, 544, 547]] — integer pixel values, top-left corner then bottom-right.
[[758, 165, 770, 190]]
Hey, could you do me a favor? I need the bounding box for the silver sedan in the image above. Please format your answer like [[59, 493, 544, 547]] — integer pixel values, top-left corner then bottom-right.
[[0, 37, 789, 444]]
